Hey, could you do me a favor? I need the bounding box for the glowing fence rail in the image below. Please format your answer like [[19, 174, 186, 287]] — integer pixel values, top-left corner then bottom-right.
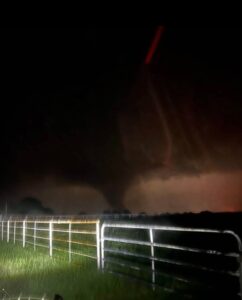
[[0, 217, 100, 269], [101, 223, 242, 299], [1, 215, 241, 298]]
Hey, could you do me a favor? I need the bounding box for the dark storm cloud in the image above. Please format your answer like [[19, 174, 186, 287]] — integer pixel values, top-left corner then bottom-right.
[[2, 64, 242, 211], [1, 27, 242, 212], [119, 64, 242, 176]]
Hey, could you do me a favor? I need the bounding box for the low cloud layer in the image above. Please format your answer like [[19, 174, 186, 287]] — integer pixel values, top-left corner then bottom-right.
[[124, 171, 242, 213], [4, 177, 110, 214]]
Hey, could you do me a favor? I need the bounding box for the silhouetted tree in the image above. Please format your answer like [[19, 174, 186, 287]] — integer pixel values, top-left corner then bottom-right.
[[17, 197, 54, 215], [139, 212, 147, 217], [102, 210, 111, 215], [79, 211, 86, 215]]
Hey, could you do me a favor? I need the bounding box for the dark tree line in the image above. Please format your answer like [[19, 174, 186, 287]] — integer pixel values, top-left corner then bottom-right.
[[9, 197, 54, 215]]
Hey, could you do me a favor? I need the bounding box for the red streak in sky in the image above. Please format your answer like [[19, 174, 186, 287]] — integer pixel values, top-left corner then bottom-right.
[[145, 26, 165, 65]]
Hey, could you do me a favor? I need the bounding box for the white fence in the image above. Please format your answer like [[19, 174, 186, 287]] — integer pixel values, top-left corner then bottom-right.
[[0, 216, 242, 298], [0, 217, 100, 268], [101, 222, 242, 299]]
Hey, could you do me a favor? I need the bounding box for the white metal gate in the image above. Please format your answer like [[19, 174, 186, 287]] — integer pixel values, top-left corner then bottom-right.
[[101, 222, 242, 299], [1, 215, 242, 298]]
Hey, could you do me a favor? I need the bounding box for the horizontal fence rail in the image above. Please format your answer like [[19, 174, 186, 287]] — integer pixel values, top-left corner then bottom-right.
[[0, 217, 100, 269], [101, 222, 242, 299], [1, 215, 241, 299]]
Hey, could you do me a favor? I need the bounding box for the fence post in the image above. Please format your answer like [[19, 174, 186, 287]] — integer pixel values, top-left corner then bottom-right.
[[49, 220, 53, 257], [2, 221, 4, 240], [240, 250, 242, 300], [149, 228, 155, 289], [25, 218, 28, 246], [68, 222, 72, 263], [101, 224, 105, 270], [96, 221, 100, 269], [23, 220, 26, 248], [34, 221, 37, 251], [14, 221, 16, 244], [7, 220, 10, 242]]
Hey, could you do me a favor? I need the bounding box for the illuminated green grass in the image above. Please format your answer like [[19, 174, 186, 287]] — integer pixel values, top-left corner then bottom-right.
[[0, 242, 174, 300]]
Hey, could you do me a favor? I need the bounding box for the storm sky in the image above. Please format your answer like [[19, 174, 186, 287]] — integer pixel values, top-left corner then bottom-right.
[[0, 27, 242, 214]]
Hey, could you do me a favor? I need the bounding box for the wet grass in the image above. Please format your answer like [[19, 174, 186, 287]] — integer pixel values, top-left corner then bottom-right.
[[0, 242, 172, 300], [1, 225, 239, 299]]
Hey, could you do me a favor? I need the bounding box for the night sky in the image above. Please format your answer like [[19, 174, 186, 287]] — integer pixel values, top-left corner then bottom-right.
[[0, 27, 242, 214]]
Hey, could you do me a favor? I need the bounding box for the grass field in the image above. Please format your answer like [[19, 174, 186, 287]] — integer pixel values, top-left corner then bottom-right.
[[0, 219, 240, 299], [0, 242, 170, 300]]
